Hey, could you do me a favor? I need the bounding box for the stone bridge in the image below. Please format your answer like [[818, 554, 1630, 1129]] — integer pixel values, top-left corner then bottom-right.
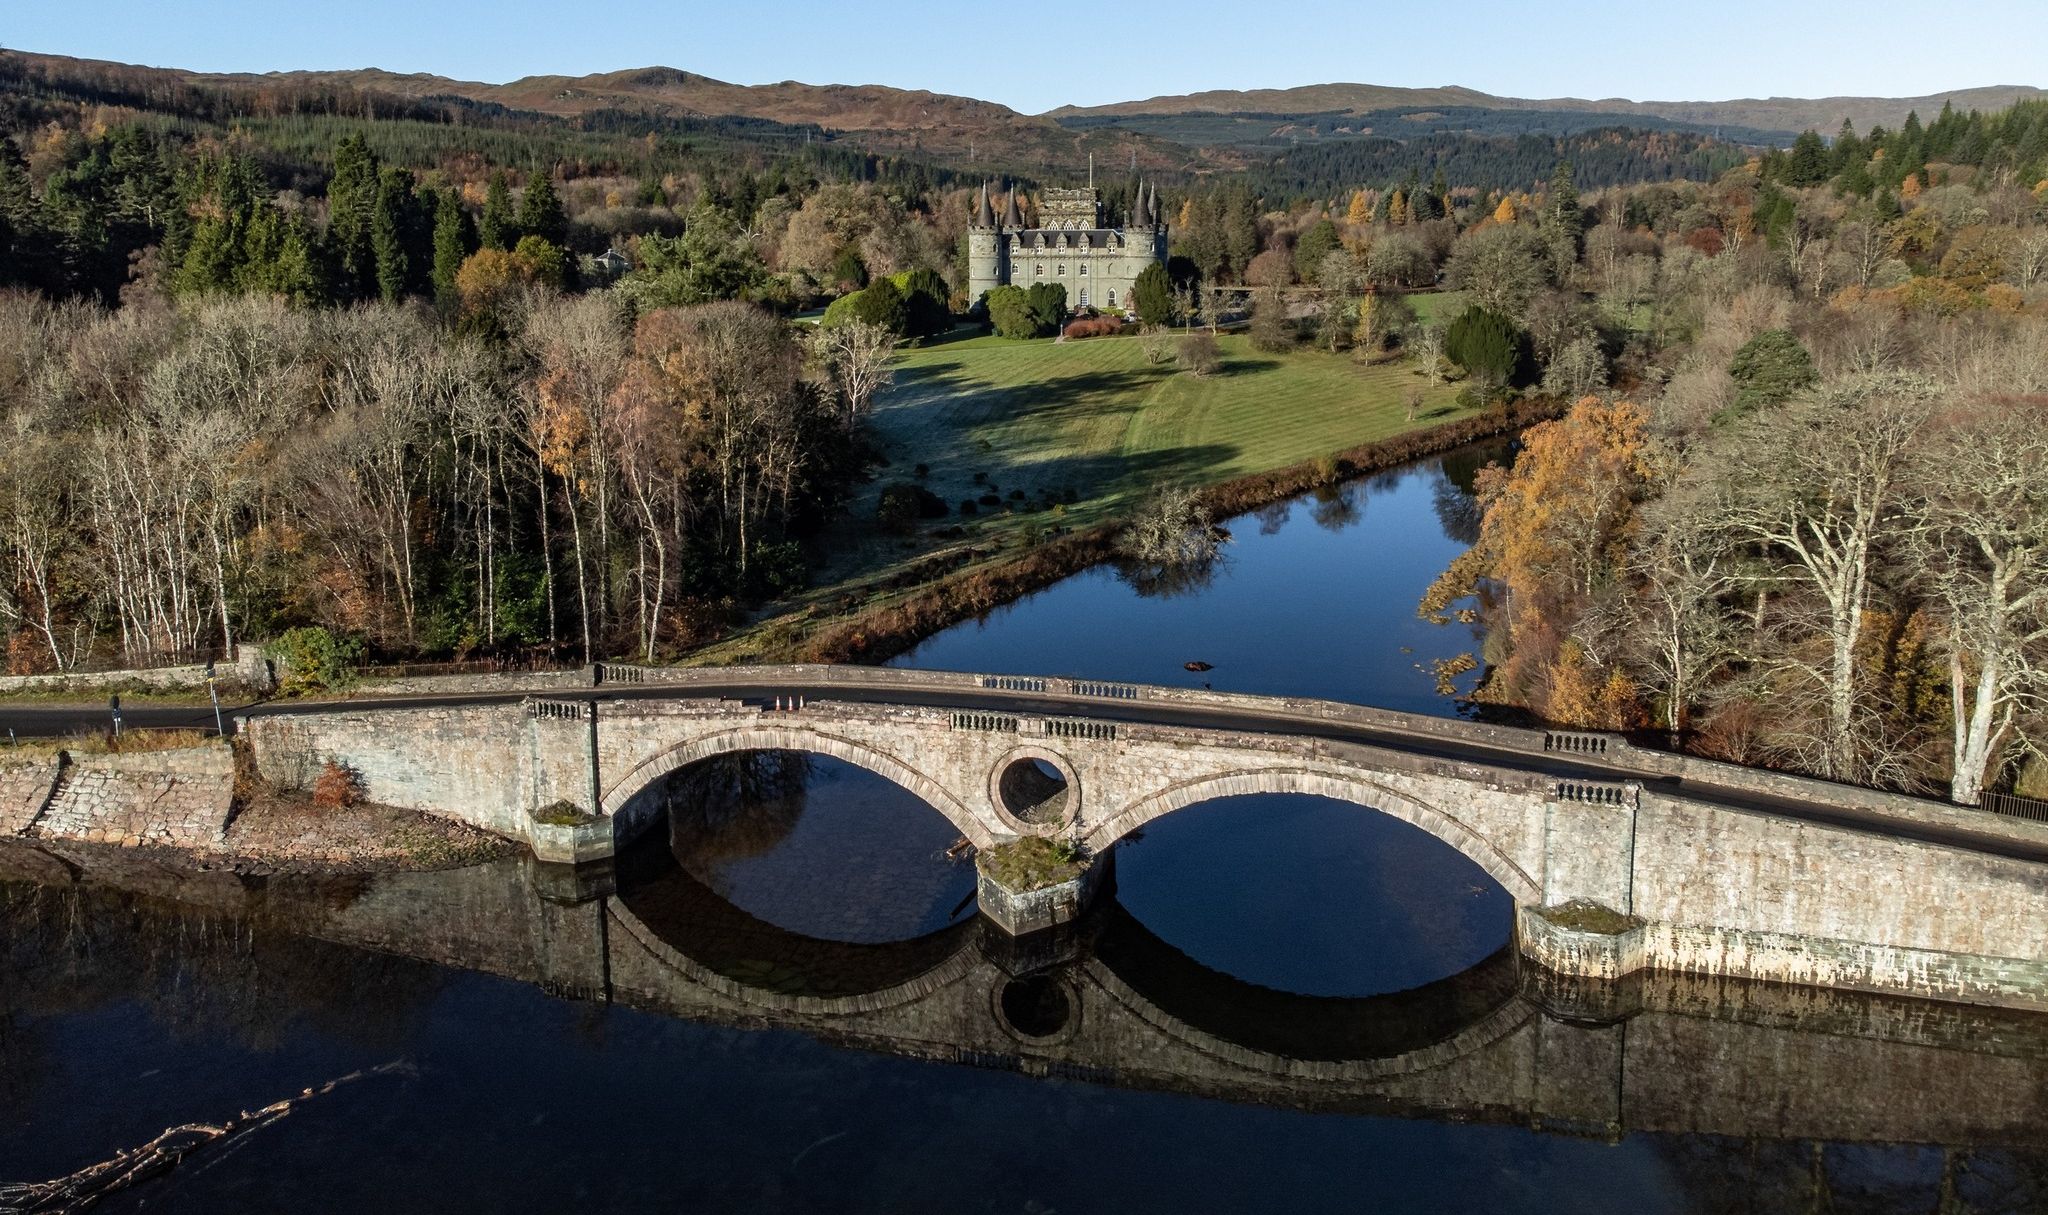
[[6, 842, 2048, 1152], [238, 664, 2048, 1011]]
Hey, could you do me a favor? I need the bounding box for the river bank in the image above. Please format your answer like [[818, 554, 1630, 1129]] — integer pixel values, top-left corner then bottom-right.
[[766, 396, 1558, 668], [0, 739, 514, 875]]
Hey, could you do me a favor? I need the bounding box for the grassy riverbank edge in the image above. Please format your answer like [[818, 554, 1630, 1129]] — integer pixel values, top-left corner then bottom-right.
[[761, 395, 1565, 668]]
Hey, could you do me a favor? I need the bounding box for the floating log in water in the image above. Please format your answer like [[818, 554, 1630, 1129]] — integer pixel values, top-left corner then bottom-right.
[[1184, 661, 1214, 673], [0, 1061, 414, 1214]]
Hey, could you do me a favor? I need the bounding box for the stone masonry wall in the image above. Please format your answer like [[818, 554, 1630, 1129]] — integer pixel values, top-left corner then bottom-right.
[[0, 758, 61, 835], [242, 705, 532, 838], [28, 745, 235, 848], [0, 644, 271, 695], [1627, 791, 2048, 1008], [255, 671, 2048, 1011]]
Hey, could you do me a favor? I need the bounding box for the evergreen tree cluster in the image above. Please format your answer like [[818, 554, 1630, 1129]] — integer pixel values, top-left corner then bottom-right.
[[1762, 98, 2048, 197], [1256, 128, 1744, 204]]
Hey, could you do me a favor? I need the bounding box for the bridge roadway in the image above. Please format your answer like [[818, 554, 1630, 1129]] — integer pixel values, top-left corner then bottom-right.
[[11, 668, 2042, 865]]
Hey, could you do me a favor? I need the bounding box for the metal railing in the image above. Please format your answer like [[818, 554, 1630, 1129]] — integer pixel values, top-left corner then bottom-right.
[[1981, 792, 2048, 824]]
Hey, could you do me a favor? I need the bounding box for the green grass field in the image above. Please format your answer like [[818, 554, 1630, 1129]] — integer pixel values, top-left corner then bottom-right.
[[1408, 290, 1469, 327], [692, 330, 1478, 662], [868, 331, 1473, 532]]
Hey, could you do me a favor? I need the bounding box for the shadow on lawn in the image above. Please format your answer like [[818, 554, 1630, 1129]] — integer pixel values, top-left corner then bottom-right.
[[960, 442, 1240, 507]]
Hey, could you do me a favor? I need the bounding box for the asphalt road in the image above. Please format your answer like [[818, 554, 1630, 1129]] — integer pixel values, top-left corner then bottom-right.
[[3, 678, 2043, 865]]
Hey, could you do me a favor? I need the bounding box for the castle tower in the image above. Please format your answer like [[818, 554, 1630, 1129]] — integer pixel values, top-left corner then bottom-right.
[[967, 181, 1002, 305]]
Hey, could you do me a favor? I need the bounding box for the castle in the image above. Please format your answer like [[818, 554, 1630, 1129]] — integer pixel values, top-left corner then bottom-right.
[[967, 182, 1168, 312]]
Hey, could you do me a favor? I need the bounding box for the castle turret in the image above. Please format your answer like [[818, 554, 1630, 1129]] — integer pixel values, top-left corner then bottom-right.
[[1002, 186, 1024, 232], [967, 181, 1002, 305]]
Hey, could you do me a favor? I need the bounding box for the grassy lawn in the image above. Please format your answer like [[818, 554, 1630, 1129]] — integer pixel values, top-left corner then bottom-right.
[[1409, 290, 1469, 327], [689, 331, 1480, 663], [867, 332, 1471, 532]]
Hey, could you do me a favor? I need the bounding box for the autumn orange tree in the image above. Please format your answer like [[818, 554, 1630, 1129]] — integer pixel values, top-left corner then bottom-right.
[[1424, 397, 1657, 726]]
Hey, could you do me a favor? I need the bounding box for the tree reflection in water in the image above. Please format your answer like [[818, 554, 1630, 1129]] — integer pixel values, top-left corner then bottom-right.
[[656, 750, 814, 870]]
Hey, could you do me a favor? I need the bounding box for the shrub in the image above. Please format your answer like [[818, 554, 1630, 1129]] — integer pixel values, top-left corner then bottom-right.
[[987, 281, 1066, 339], [1445, 305, 1530, 386], [891, 267, 953, 337], [312, 760, 366, 809], [1725, 328, 1817, 419], [1131, 261, 1174, 325], [848, 277, 907, 335], [1176, 331, 1220, 376], [1061, 316, 1126, 340], [1140, 327, 1176, 365], [877, 482, 924, 534], [977, 836, 1089, 891], [271, 626, 364, 696]]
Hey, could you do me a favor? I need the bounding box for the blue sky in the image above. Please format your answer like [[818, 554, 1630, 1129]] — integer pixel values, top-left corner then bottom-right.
[[11, 0, 2045, 114]]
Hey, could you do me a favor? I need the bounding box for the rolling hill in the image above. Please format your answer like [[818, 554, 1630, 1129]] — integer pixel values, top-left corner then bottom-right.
[[1050, 82, 2048, 144]]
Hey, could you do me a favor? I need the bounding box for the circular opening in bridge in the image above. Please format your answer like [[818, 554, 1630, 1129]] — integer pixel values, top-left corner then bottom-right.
[[997, 757, 1071, 827], [997, 975, 1072, 1039]]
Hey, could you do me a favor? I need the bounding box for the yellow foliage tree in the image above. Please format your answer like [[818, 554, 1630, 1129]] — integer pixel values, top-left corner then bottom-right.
[[1387, 189, 1409, 226], [1464, 398, 1657, 714], [1345, 190, 1372, 227], [1492, 196, 1517, 225]]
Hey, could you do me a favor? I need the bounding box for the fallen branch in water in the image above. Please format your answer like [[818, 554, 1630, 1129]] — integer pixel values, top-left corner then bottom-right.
[[0, 1061, 414, 1214]]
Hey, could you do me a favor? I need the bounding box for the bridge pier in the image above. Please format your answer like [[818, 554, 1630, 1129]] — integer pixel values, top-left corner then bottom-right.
[[976, 848, 1115, 937]]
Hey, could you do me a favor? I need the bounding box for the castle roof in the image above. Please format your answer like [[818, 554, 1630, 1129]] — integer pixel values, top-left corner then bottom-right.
[[1010, 228, 1126, 249], [974, 182, 995, 229], [1002, 187, 1024, 230], [1133, 185, 1152, 227]]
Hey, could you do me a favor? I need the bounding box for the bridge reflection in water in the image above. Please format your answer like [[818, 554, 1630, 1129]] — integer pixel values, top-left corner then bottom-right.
[[5, 839, 2047, 1154]]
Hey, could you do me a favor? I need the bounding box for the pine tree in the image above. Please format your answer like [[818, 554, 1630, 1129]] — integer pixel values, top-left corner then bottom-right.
[[371, 166, 414, 304], [1785, 130, 1830, 187], [1831, 120, 1864, 175], [326, 134, 381, 300], [517, 170, 567, 248], [1546, 161, 1582, 239], [431, 188, 473, 302], [479, 171, 514, 251]]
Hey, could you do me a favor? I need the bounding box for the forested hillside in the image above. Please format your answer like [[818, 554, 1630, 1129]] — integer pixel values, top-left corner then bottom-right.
[[5, 47, 2048, 807]]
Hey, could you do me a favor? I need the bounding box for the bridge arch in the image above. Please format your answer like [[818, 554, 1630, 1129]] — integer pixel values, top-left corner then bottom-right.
[[1084, 766, 1541, 904], [599, 724, 991, 848]]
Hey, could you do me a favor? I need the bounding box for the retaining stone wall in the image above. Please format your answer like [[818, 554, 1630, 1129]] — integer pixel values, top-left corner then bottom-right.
[[360, 670, 589, 696], [29, 745, 235, 848], [0, 758, 61, 834], [0, 644, 271, 696]]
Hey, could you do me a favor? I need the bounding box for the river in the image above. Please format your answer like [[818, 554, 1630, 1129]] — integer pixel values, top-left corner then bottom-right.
[[2, 445, 2045, 1213]]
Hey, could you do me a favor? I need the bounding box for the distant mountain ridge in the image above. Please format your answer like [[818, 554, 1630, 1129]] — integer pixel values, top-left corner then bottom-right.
[[7, 49, 2043, 172], [1050, 83, 2048, 140]]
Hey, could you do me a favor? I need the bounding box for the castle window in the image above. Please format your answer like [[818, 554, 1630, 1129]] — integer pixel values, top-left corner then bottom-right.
[[1079, 263, 1088, 276], [1079, 290, 1089, 307], [1035, 264, 1044, 277], [1107, 290, 1117, 307], [1057, 264, 1065, 276]]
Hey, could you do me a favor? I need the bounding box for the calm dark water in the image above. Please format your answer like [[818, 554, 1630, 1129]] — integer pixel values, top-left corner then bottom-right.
[[5, 447, 2048, 1213]]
